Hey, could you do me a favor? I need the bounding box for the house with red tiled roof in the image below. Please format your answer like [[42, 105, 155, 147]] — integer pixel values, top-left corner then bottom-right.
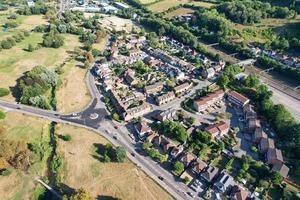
[[192, 159, 207, 175], [135, 121, 151, 138], [178, 152, 197, 167], [230, 185, 249, 200], [193, 89, 224, 112], [227, 91, 250, 108], [145, 131, 158, 143], [205, 121, 229, 138], [161, 137, 175, 153]]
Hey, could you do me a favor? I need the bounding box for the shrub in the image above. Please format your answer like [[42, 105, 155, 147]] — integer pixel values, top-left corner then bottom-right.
[[61, 134, 72, 141], [0, 169, 11, 176], [0, 88, 10, 97], [0, 111, 6, 120]]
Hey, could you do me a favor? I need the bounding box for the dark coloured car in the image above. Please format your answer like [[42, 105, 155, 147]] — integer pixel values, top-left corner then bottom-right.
[[113, 136, 117, 140], [158, 176, 164, 181]]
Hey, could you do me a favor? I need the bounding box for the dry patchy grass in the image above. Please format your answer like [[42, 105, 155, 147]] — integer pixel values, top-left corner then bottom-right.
[[55, 124, 172, 200], [0, 33, 80, 102], [0, 111, 49, 200], [56, 59, 91, 113], [190, 1, 215, 8]]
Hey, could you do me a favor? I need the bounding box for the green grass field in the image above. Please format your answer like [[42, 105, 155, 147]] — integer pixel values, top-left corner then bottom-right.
[[148, 0, 215, 12]]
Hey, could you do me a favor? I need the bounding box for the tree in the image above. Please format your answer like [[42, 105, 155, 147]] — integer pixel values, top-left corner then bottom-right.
[[42, 30, 64, 48], [158, 26, 165, 36], [68, 188, 92, 200], [217, 75, 230, 89], [115, 146, 126, 163], [172, 161, 184, 176], [244, 74, 260, 88], [142, 142, 152, 150], [270, 171, 283, 185], [27, 44, 34, 52]]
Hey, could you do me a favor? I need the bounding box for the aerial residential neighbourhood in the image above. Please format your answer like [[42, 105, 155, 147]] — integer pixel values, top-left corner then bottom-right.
[[0, 0, 300, 200]]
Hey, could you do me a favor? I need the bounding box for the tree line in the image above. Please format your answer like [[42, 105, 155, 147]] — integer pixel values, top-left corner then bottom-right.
[[216, 0, 296, 25]]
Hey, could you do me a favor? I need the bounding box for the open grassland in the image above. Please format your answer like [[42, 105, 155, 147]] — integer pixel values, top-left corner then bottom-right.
[[0, 111, 49, 200], [55, 124, 173, 200], [0, 14, 47, 40], [148, 0, 215, 12], [190, 1, 215, 8], [164, 7, 194, 18], [235, 15, 300, 44], [0, 32, 80, 102], [56, 34, 108, 114], [56, 59, 92, 113]]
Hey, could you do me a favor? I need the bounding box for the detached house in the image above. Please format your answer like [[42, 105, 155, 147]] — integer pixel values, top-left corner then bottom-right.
[[230, 185, 249, 200], [170, 146, 184, 159], [178, 152, 197, 167], [135, 121, 151, 138], [192, 159, 207, 175]]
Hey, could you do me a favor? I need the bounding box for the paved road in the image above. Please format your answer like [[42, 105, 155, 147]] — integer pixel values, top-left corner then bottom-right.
[[0, 71, 193, 200]]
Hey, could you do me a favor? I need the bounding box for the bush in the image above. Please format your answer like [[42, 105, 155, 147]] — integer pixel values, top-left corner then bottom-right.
[[0, 88, 10, 97], [0, 111, 6, 120], [61, 134, 72, 141], [0, 169, 11, 176]]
